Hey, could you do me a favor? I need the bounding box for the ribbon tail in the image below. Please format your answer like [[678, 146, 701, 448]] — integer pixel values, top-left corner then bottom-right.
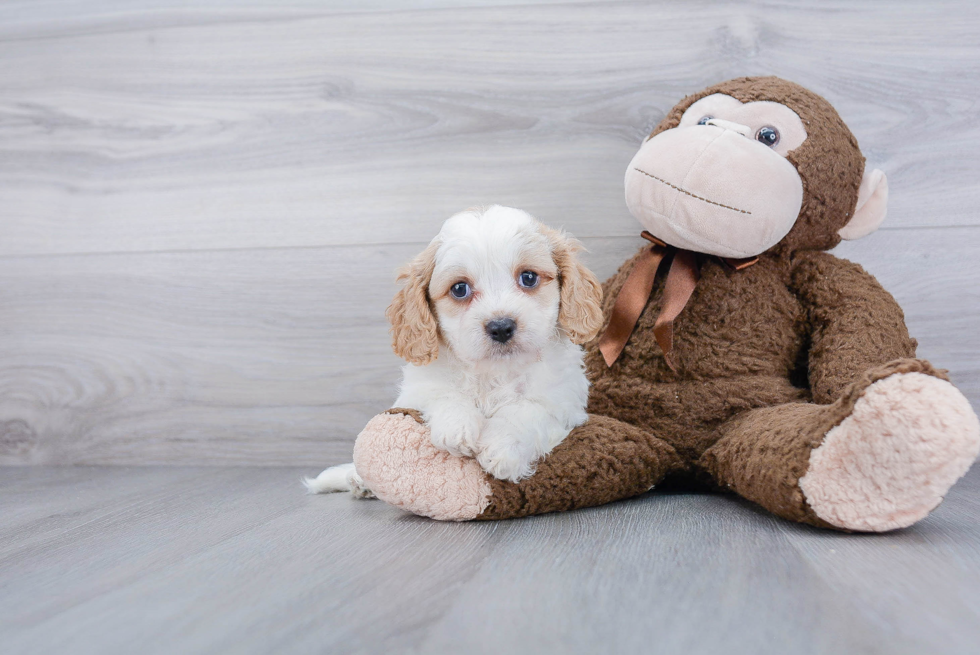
[[653, 250, 701, 372], [720, 255, 759, 271], [597, 245, 667, 367]]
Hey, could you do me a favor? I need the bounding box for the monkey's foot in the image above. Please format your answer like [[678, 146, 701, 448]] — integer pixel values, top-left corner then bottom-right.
[[800, 373, 980, 532], [352, 409, 492, 521]]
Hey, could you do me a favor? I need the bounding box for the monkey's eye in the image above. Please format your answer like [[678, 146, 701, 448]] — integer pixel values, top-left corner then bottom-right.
[[449, 281, 472, 299], [697, 116, 713, 126], [756, 126, 780, 147], [518, 271, 539, 288]]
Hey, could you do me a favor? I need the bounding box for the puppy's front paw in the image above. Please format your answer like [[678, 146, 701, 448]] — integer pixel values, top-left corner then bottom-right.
[[427, 407, 483, 458], [475, 438, 536, 483]]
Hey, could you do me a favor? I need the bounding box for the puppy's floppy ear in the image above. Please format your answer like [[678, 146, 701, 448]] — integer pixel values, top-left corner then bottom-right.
[[545, 227, 604, 344], [386, 241, 440, 365]]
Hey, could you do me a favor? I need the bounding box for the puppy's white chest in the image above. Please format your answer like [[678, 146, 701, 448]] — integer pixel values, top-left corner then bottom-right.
[[466, 369, 529, 417]]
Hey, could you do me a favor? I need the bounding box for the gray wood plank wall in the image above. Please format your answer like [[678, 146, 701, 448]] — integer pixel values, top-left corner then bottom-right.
[[0, 0, 977, 465]]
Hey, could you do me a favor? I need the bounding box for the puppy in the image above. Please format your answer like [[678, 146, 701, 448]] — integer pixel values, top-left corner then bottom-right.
[[305, 205, 603, 495]]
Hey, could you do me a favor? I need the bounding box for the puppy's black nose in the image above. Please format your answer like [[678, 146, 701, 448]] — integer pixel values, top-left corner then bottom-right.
[[485, 318, 517, 343]]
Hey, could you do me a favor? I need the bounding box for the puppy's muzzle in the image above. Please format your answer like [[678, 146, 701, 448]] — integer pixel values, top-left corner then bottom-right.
[[485, 318, 517, 344]]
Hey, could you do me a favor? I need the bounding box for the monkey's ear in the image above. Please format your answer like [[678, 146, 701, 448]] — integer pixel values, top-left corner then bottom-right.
[[839, 169, 888, 240], [386, 242, 440, 365]]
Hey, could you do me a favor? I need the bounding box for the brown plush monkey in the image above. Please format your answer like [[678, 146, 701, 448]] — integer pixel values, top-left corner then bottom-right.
[[351, 77, 980, 531]]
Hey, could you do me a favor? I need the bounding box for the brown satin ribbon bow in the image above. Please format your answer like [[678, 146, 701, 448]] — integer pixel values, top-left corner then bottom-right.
[[597, 231, 759, 371]]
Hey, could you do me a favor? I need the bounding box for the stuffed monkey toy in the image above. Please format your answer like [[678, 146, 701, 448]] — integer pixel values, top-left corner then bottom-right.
[[351, 77, 980, 531]]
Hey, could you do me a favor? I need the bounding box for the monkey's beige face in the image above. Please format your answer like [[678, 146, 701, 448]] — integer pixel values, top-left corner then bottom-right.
[[625, 93, 808, 258], [429, 207, 561, 364]]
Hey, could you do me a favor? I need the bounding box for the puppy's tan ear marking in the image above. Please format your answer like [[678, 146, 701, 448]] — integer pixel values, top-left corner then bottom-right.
[[386, 241, 440, 365], [546, 228, 604, 344]]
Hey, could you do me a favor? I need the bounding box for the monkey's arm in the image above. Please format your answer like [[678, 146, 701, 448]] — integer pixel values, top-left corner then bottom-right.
[[790, 251, 918, 405]]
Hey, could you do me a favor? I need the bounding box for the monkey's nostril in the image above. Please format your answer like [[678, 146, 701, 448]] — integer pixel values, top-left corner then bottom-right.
[[485, 318, 517, 344]]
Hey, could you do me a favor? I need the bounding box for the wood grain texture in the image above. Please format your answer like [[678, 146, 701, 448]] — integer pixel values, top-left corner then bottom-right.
[[1, 0, 979, 256], [0, 230, 975, 465], [2, 465, 979, 653], [0, 0, 977, 463]]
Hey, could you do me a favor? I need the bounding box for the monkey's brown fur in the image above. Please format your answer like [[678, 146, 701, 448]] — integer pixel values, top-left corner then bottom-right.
[[468, 77, 932, 527]]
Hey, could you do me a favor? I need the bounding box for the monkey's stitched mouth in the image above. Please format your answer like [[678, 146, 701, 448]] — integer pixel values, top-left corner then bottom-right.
[[633, 168, 751, 215]]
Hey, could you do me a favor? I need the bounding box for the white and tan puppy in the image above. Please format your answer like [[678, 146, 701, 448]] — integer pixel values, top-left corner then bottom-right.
[[306, 205, 603, 494]]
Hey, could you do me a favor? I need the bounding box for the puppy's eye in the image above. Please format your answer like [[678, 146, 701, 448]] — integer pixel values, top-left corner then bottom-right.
[[697, 115, 713, 126], [449, 281, 471, 299], [518, 271, 538, 288]]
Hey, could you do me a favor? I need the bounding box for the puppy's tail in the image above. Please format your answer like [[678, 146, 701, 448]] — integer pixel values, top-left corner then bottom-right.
[[303, 462, 375, 499]]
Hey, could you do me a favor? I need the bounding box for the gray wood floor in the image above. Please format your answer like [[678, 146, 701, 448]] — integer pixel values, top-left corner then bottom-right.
[[2, 465, 979, 655]]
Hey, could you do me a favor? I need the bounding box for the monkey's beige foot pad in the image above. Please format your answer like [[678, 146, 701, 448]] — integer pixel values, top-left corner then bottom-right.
[[800, 373, 980, 532], [352, 410, 492, 521]]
